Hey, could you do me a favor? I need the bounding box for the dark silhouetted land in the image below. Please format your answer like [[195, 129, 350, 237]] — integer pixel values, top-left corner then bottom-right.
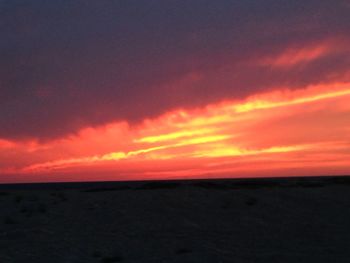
[[1, 176, 350, 262]]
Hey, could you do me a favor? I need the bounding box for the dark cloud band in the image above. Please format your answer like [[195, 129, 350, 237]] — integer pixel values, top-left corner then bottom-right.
[[1, 0, 349, 140]]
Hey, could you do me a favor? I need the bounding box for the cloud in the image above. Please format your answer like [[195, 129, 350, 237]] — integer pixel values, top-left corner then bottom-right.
[[0, 0, 350, 141], [1, 81, 349, 182]]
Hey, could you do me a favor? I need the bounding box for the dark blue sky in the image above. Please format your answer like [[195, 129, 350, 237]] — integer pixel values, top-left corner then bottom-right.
[[1, 0, 349, 140]]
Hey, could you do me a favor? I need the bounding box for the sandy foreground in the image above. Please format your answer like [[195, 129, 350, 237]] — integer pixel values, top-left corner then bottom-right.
[[0, 176, 350, 263]]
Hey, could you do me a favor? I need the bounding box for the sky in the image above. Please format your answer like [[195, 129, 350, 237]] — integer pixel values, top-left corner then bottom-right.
[[1, 0, 350, 183]]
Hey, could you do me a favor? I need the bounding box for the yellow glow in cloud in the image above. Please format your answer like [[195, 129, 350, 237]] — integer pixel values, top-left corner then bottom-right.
[[136, 128, 215, 143], [193, 145, 308, 158], [2, 81, 350, 182], [234, 83, 350, 112]]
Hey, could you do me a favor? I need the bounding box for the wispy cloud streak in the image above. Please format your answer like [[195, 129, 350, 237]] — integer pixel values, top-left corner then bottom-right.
[[1, 81, 349, 182]]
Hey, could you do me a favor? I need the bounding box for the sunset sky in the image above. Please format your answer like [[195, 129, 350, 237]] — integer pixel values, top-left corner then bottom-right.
[[1, 1, 350, 183]]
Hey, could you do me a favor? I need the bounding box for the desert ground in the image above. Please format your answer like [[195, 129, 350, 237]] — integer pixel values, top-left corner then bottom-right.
[[1, 176, 350, 263]]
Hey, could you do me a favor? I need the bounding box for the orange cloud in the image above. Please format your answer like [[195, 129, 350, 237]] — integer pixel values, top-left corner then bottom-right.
[[0, 139, 15, 149], [1, 81, 350, 183], [259, 40, 337, 67]]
